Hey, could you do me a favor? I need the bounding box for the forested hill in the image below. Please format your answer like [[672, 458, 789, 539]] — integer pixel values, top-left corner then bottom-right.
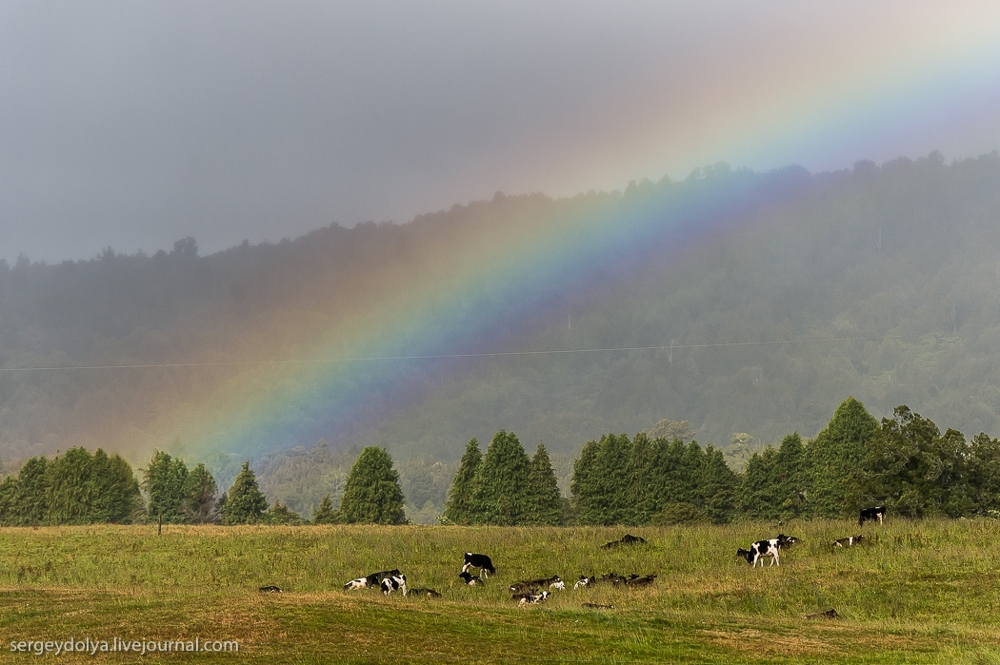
[[1, 152, 999, 482]]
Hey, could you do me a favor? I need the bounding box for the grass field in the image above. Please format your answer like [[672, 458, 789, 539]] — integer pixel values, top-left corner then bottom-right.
[[3, 519, 1000, 663]]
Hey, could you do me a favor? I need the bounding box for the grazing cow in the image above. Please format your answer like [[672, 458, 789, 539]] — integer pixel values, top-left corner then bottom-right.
[[459, 571, 484, 586], [858, 506, 886, 526], [516, 591, 549, 606], [737, 534, 799, 567], [258, 585, 282, 593], [463, 552, 496, 578], [601, 534, 647, 549], [833, 535, 864, 547], [344, 568, 402, 591], [380, 573, 408, 596], [409, 588, 441, 598]]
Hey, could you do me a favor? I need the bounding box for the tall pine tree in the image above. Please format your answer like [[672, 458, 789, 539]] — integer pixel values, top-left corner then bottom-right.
[[222, 462, 268, 525], [339, 447, 407, 525], [443, 438, 482, 525], [469, 430, 532, 525], [525, 443, 562, 525]]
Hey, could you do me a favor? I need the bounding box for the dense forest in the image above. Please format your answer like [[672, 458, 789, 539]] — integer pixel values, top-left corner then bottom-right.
[[0, 152, 999, 520]]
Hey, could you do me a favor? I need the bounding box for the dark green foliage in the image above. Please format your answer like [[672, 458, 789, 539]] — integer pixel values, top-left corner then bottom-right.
[[865, 406, 973, 517], [312, 494, 338, 524], [571, 433, 737, 525], [181, 463, 219, 523], [4, 456, 50, 525], [525, 444, 563, 525], [468, 430, 532, 526], [263, 501, 304, 525], [443, 438, 481, 525], [651, 502, 709, 525], [41, 448, 141, 525], [338, 447, 406, 525], [222, 462, 268, 525], [807, 397, 879, 517], [143, 450, 190, 523]]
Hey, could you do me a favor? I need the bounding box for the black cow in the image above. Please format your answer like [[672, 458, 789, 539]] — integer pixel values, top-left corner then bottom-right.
[[409, 587, 441, 598], [463, 552, 496, 578], [858, 506, 886, 526]]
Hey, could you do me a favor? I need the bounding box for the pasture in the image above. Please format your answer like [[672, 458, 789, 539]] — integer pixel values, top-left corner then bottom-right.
[[2, 520, 1000, 663]]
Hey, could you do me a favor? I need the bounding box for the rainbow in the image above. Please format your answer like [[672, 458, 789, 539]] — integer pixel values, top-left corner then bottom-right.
[[151, 16, 1000, 461]]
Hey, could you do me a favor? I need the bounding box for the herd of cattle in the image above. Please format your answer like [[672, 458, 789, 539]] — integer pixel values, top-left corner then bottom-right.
[[334, 506, 887, 606]]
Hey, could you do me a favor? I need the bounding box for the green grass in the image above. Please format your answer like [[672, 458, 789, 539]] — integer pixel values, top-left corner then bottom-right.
[[3, 520, 1000, 663]]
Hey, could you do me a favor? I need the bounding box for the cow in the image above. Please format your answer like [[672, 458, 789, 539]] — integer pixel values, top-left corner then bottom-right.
[[858, 506, 886, 526], [582, 603, 615, 609], [573, 575, 594, 589], [509, 576, 561, 595], [463, 552, 496, 578], [258, 585, 282, 593], [737, 534, 799, 567], [601, 534, 647, 549], [409, 588, 441, 598], [625, 574, 657, 588], [833, 535, 864, 547], [380, 573, 408, 596], [344, 569, 402, 591], [515, 591, 549, 605], [458, 571, 484, 586]]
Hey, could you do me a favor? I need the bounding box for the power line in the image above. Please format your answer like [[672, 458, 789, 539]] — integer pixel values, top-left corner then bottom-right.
[[0, 335, 900, 372]]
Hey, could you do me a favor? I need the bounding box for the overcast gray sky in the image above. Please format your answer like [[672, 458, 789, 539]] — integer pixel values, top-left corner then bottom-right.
[[2, 1, 998, 263]]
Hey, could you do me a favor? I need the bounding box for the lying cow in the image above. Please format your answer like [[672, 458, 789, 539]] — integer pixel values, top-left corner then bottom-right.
[[601, 534, 647, 549], [858, 506, 886, 526], [833, 535, 864, 547], [344, 568, 402, 591], [409, 588, 441, 598], [458, 571, 484, 586], [515, 591, 549, 605], [737, 534, 799, 568], [380, 573, 408, 596], [624, 574, 657, 588], [463, 552, 496, 579], [509, 576, 562, 595]]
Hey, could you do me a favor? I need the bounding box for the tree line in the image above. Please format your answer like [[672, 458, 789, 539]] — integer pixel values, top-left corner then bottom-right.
[[4, 396, 1000, 526]]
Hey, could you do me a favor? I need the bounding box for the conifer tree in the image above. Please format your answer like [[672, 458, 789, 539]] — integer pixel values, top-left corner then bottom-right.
[[313, 493, 338, 524], [469, 430, 532, 525], [222, 462, 268, 525], [443, 438, 482, 525], [807, 397, 878, 517], [181, 463, 218, 523], [10, 456, 49, 525], [339, 447, 406, 525], [143, 450, 189, 523], [525, 443, 562, 525]]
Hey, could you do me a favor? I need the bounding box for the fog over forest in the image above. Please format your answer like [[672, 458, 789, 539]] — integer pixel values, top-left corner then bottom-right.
[[1, 152, 999, 518]]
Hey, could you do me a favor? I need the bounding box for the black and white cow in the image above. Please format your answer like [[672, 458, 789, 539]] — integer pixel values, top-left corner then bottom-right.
[[509, 575, 561, 595], [624, 574, 657, 588], [833, 535, 864, 547], [458, 571, 484, 586], [409, 588, 441, 598], [515, 591, 549, 606], [737, 534, 799, 568], [463, 552, 496, 578], [858, 506, 886, 526], [380, 573, 408, 596], [344, 568, 402, 591], [574, 575, 594, 590]]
